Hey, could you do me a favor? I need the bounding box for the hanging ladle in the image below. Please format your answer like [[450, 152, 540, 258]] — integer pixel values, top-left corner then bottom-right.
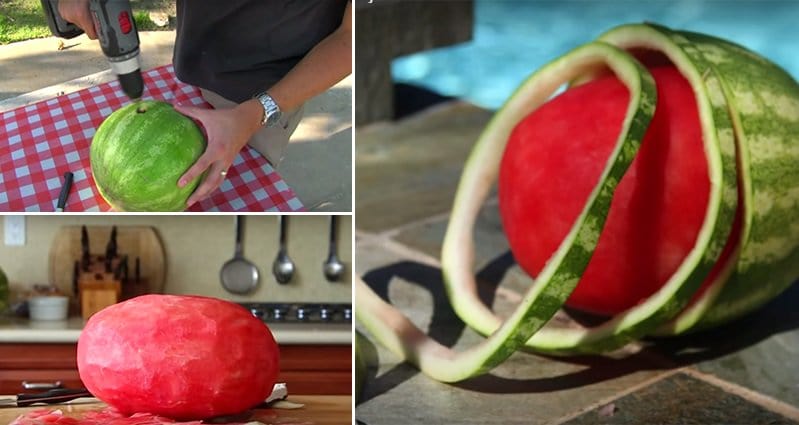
[[220, 215, 260, 294], [272, 216, 295, 284], [323, 216, 345, 282]]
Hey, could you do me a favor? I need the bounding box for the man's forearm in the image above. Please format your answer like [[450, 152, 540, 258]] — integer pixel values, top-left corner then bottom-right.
[[266, 3, 352, 112]]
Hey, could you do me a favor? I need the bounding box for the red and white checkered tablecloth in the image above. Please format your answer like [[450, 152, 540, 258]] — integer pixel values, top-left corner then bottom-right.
[[0, 65, 304, 212]]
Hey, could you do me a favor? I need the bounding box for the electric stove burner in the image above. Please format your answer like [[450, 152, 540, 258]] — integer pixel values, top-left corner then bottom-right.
[[239, 303, 352, 324]]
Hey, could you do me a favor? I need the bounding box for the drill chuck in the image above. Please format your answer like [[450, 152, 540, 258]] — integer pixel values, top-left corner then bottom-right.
[[108, 53, 143, 99], [118, 70, 144, 100]]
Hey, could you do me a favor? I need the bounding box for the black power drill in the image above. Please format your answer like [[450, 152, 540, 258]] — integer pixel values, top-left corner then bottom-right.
[[41, 0, 144, 100]]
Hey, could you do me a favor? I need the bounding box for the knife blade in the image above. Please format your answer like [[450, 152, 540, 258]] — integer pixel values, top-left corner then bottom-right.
[[0, 384, 287, 409], [0, 388, 92, 407]]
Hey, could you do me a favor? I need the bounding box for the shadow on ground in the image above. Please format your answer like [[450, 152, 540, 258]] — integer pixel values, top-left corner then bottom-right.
[[357, 252, 799, 403], [0, 92, 22, 101]]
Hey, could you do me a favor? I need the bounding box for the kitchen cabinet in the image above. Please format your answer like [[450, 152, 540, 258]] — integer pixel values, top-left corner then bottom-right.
[[0, 343, 351, 395]]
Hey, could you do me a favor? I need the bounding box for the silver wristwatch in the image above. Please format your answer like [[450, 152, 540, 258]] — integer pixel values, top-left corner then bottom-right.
[[254, 92, 282, 128]]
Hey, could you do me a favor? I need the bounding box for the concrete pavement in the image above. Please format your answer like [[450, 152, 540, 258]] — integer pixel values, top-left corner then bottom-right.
[[0, 32, 352, 212]]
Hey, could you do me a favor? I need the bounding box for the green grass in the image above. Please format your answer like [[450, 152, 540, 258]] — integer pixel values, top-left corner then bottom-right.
[[0, 0, 175, 45], [133, 10, 158, 31], [0, 0, 51, 44]]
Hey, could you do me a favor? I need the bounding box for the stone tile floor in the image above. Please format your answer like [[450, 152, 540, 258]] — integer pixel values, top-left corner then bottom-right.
[[354, 102, 799, 424]]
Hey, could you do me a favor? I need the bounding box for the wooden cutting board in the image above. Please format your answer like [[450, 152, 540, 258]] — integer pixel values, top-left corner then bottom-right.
[[49, 226, 166, 297], [0, 395, 352, 424]]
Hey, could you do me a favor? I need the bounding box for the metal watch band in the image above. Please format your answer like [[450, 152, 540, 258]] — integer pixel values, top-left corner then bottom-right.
[[254, 92, 282, 128]]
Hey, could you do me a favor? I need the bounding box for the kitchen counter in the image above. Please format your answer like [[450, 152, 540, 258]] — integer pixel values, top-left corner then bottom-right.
[[0, 316, 351, 345], [0, 395, 352, 424]]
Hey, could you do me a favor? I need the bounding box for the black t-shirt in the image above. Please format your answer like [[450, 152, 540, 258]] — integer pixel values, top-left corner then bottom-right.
[[173, 0, 348, 103]]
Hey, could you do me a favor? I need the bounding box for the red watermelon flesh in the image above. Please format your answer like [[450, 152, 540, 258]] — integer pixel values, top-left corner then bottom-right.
[[77, 295, 279, 420], [499, 66, 737, 316]]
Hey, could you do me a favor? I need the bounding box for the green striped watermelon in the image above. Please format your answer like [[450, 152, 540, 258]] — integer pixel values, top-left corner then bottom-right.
[[90, 101, 206, 212], [355, 23, 799, 383]]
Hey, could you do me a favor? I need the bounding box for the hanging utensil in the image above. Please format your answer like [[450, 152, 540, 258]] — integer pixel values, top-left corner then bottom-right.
[[220, 216, 260, 294], [323, 216, 345, 282], [272, 216, 295, 284]]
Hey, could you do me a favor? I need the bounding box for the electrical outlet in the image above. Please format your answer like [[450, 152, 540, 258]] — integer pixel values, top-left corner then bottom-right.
[[4, 216, 25, 246]]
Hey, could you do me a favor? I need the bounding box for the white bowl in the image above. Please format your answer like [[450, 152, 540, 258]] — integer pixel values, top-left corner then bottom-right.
[[28, 296, 69, 321]]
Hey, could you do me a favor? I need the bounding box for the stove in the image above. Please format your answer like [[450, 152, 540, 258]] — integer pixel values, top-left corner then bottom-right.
[[239, 303, 352, 324]]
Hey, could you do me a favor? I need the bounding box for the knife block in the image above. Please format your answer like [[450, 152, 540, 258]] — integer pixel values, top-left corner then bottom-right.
[[78, 256, 122, 320], [49, 226, 166, 298]]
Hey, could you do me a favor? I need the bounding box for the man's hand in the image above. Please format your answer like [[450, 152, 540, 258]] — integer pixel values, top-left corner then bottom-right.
[[57, 0, 97, 39], [175, 100, 263, 207]]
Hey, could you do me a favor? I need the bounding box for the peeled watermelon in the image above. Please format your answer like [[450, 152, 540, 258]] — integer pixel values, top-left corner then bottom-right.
[[499, 66, 711, 315], [77, 295, 279, 420]]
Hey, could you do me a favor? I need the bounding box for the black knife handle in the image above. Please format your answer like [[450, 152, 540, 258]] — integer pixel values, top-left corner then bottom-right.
[[56, 171, 73, 211], [16, 388, 92, 407], [81, 226, 90, 271]]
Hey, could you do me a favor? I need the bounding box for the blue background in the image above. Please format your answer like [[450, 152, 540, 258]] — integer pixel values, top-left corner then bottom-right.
[[392, 0, 799, 110]]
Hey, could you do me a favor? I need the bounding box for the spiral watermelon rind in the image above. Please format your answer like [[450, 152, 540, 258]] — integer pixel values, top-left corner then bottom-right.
[[356, 41, 657, 382], [355, 23, 799, 382]]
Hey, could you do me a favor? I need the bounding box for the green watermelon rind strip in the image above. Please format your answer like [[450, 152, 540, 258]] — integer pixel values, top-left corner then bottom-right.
[[355, 41, 657, 381], [660, 31, 799, 333], [355, 330, 370, 404]]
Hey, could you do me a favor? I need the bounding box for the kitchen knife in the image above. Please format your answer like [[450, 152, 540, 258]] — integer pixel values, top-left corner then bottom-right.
[[81, 225, 90, 272], [134, 257, 141, 284], [0, 384, 288, 409], [72, 260, 80, 296], [121, 256, 129, 284], [106, 226, 118, 260], [0, 388, 92, 407], [114, 255, 129, 283]]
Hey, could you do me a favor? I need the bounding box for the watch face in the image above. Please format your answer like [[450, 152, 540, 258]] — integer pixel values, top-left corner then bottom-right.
[[266, 111, 282, 127]]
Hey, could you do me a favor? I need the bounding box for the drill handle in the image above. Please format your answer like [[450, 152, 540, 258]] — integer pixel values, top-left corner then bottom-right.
[[89, 0, 140, 60], [41, 0, 85, 39]]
